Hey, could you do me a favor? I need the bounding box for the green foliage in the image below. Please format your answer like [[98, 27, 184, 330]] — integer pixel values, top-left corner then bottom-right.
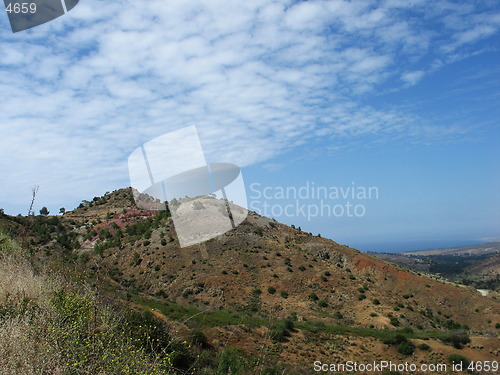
[[216, 347, 247, 375], [372, 298, 380, 305], [448, 353, 470, 367], [130, 251, 142, 266], [252, 288, 262, 296], [383, 334, 407, 345], [280, 291, 288, 299], [254, 228, 264, 237], [389, 317, 400, 326], [397, 340, 415, 355], [267, 286, 276, 294], [418, 343, 431, 351], [49, 287, 180, 373], [189, 329, 208, 347], [442, 332, 470, 349], [270, 319, 294, 342], [39, 207, 49, 215], [318, 299, 328, 307], [309, 292, 319, 301]]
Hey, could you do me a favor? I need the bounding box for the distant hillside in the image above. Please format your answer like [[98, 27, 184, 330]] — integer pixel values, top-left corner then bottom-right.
[[1, 188, 499, 374], [370, 242, 500, 294], [404, 242, 500, 257]]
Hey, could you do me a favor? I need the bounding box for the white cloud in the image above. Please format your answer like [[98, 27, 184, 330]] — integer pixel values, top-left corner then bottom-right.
[[0, 0, 498, 213], [401, 70, 425, 85]]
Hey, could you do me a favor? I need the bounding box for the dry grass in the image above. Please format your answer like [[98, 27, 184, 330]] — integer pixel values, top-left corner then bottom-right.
[[0, 231, 64, 374]]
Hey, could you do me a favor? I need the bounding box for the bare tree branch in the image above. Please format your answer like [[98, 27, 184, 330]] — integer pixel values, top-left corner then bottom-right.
[[28, 185, 39, 216]]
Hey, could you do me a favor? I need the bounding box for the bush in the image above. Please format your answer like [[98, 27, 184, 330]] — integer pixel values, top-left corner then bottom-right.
[[389, 317, 400, 327], [372, 299, 380, 305], [189, 329, 208, 347], [397, 341, 415, 355], [418, 343, 431, 351], [358, 293, 367, 300], [383, 334, 407, 346], [280, 291, 288, 299], [448, 353, 470, 367], [318, 300, 328, 307], [270, 320, 294, 342], [309, 292, 319, 301], [216, 347, 247, 375], [442, 332, 470, 349], [267, 286, 276, 294]]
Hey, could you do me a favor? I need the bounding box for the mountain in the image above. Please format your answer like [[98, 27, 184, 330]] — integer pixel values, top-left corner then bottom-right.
[[404, 242, 500, 257], [371, 243, 500, 294], [1, 188, 499, 374]]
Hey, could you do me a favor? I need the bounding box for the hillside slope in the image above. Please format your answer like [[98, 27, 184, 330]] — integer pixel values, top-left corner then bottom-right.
[[2, 188, 499, 373]]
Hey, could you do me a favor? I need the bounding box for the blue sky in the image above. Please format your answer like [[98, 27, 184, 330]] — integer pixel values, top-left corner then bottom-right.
[[0, 0, 499, 252]]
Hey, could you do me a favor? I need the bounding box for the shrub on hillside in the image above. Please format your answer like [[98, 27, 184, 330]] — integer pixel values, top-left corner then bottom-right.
[[448, 353, 470, 367]]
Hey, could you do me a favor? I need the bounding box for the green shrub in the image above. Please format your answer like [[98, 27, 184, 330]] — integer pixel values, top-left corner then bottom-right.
[[216, 347, 247, 375], [267, 286, 276, 294], [280, 291, 288, 299], [418, 343, 431, 351], [389, 317, 400, 326], [448, 353, 470, 367], [372, 299, 380, 305], [442, 332, 470, 349], [383, 334, 407, 346], [270, 320, 294, 342], [318, 300, 328, 307], [189, 329, 208, 347], [397, 341, 415, 355], [309, 292, 319, 301]]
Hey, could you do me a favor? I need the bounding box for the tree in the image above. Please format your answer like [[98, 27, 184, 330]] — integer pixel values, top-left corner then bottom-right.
[[39, 207, 50, 215], [59, 207, 66, 214], [28, 185, 39, 216]]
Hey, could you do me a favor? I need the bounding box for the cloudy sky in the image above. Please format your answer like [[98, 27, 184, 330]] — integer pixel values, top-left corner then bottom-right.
[[1, 0, 499, 251]]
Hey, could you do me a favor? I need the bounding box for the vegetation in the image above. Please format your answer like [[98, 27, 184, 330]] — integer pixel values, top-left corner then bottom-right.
[[448, 353, 470, 367]]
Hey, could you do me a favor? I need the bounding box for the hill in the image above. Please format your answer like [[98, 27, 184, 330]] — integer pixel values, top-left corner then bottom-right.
[[371, 243, 500, 294], [1, 188, 499, 374]]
